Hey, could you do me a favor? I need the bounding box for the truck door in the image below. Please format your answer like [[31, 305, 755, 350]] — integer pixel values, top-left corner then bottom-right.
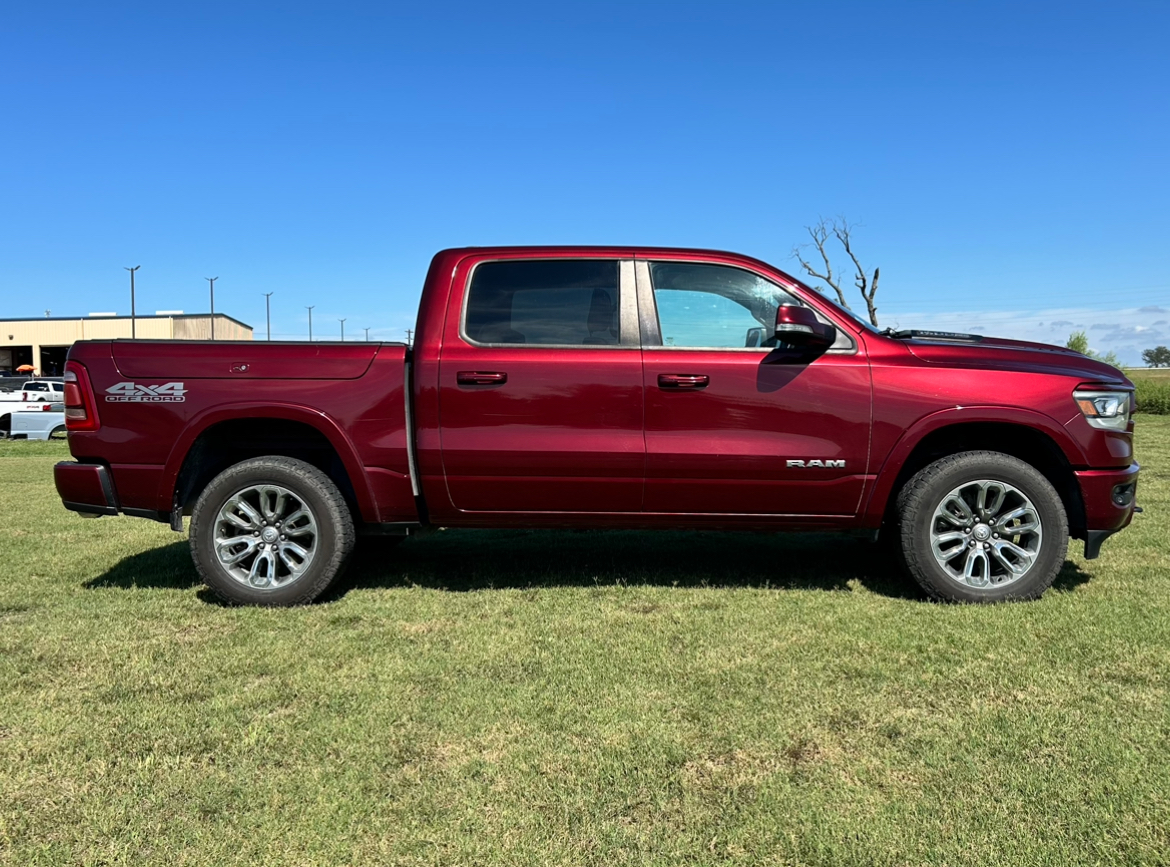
[[636, 258, 871, 518], [437, 257, 645, 514]]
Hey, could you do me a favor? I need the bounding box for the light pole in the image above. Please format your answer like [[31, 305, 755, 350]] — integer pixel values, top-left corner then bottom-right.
[[363, 327, 370, 341], [206, 277, 218, 339], [124, 266, 140, 338], [263, 292, 273, 341], [306, 306, 315, 341], [339, 318, 346, 341]]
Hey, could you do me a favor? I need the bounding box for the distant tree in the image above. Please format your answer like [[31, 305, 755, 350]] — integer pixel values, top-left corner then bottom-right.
[[791, 217, 881, 327], [1142, 346, 1170, 368], [1066, 331, 1122, 369], [1066, 331, 1090, 355]]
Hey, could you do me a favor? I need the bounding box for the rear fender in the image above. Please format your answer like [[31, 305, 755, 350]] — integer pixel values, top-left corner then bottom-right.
[[159, 402, 378, 521]]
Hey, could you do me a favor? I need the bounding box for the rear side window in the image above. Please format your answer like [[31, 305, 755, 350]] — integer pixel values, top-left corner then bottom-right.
[[464, 260, 620, 346]]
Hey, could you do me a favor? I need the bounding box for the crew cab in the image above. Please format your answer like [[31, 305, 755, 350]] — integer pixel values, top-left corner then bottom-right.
[[54, 247, 1139, 605]]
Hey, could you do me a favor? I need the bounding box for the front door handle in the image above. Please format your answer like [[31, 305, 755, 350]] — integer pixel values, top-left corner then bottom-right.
[[457, 371, 508, 386], [657, 373, 709, 389]]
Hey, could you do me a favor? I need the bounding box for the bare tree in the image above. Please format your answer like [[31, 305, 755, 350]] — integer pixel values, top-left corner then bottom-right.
[[791, 217, 881, 327]]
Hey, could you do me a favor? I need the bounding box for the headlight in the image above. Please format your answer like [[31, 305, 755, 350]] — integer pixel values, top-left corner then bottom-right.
[[1073, 389, 1132, 430]]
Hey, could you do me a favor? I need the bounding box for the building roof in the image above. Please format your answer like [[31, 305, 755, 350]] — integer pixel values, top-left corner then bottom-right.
[[0, 312, 253, 329]]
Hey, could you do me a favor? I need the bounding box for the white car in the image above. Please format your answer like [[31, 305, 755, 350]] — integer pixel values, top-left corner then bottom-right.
[[2, 403, 66, 440]]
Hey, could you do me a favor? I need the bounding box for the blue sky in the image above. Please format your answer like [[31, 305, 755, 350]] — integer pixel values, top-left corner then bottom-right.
[[2, 1, 1167, 362]]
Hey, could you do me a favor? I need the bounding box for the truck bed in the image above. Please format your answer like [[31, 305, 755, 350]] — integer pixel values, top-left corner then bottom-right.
[[63, 340, 417, 526]]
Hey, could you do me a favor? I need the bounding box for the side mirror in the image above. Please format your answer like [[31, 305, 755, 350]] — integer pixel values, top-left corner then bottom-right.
[[774, 305, 836, 350]]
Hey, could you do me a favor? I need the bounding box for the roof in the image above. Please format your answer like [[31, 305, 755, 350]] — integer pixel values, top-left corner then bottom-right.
[[434, 245, 799, 281]]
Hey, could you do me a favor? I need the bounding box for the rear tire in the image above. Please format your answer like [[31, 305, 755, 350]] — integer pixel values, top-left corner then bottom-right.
[[894, 451, 1068, 603], [190, 456, 355, 606]]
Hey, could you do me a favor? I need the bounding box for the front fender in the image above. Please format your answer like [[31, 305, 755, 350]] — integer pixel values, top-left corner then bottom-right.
[[861, 405, 1088, 527], [158, 402, 378, 521]]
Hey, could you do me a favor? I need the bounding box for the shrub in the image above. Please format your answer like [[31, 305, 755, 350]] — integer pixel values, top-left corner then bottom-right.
[[1134, 377, 1170, 414]]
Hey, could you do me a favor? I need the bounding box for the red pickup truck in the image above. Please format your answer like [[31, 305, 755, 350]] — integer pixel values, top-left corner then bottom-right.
[[55, 247, 1139, 605]]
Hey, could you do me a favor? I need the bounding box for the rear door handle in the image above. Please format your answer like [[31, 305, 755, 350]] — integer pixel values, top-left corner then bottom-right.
[[457, 371, 508, 386], [657, 373, 709, 389]]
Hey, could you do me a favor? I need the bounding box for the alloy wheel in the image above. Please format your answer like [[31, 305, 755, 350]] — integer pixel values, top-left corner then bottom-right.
[[929, 479, 1044, 588], [213, 484, 318, 589]]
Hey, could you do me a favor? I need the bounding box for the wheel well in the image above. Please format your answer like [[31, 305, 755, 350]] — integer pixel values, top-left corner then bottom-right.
[[884, 422, 1086, 538], [174, 418, 359, 518]]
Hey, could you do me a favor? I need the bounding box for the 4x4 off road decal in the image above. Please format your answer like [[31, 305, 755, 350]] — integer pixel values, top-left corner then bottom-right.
[[105, 382, 187, 403]]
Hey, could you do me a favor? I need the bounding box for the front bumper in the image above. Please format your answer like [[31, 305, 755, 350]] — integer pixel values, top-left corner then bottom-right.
[[55, 461, 119, 516], [1075, 462, 1139, 558]]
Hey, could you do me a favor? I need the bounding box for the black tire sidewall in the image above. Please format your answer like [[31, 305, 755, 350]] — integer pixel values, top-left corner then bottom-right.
[[190, 457, 354, 606], [900, 452, 1068, 603]]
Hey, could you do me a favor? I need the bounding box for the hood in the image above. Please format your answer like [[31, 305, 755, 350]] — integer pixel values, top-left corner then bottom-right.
[[898, 334, 1132, 385]]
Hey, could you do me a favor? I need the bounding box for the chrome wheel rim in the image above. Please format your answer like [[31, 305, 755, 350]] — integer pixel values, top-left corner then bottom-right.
[[929, 479, 1043, 589], [213, 484, 318, 590]]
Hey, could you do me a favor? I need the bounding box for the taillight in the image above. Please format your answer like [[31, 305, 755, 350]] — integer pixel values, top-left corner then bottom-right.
[[64, 361, 100, 432]]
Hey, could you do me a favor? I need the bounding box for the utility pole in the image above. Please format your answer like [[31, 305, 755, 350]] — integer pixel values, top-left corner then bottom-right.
[[405, 328, 413, 346], [205, 277, 218, 339], [339, 318, 346, 341], [124, 266, 140, 338], [306, 306, 315, 341], [263, 292, 274, 341], [363, 327, 370, 341]]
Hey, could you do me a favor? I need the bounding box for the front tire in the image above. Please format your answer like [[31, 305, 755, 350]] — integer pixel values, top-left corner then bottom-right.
[[895, 451, 1068, 602], [190, 456, 355, 606]]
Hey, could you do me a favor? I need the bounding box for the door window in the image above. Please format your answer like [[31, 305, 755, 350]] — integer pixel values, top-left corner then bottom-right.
[[649, 262, 801, 349], [464, 260, 620, 346]]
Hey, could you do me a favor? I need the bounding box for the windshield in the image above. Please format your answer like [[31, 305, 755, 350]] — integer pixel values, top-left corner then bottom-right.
[[806, 289, 881, 334]]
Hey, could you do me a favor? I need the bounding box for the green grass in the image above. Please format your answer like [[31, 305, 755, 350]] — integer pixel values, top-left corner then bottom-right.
[[1, 425, 1169, 866]]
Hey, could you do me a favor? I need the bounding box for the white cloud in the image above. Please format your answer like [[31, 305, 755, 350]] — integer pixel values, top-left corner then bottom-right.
[[880, 305, 1170, 366]]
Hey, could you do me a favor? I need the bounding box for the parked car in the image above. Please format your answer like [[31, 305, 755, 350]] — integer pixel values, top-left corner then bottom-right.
[[54, 246, 1139, 605], [7, 402, 66, 440]]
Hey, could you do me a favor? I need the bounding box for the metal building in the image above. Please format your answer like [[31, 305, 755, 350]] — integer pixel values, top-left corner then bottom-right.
[[0, 313, 253, 376]]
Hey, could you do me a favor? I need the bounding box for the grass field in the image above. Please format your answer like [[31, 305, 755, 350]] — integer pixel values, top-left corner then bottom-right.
[[1, 424, 1168, 866]]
